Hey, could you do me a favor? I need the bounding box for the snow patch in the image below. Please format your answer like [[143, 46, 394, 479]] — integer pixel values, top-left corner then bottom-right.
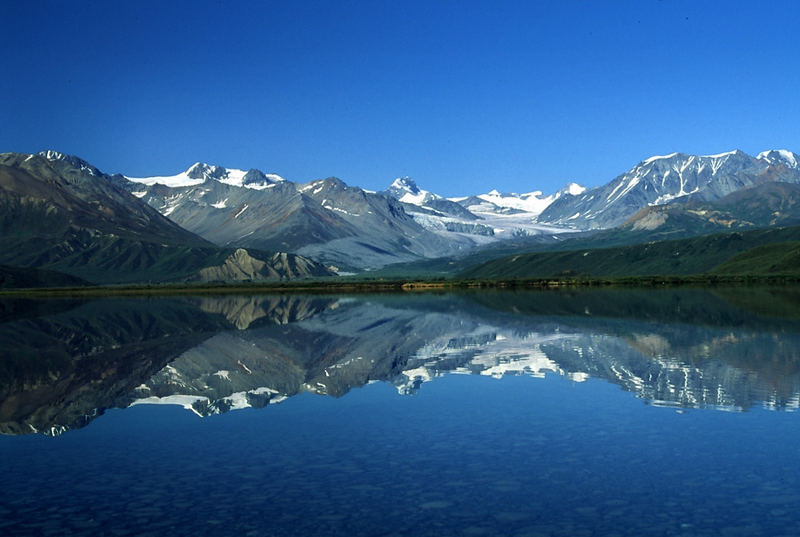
[[703, 150, 738, 159], [213, 370, 231, 380], [130, 395, 209, 416], [233, 204, 248, 218], [642, 152, 679, 165], [475, 189, 555, 216], [128, 165, 284, 190], [757, 149, 799, 168]]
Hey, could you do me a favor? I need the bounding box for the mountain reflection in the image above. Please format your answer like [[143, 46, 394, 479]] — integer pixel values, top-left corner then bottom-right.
[[2, 287, 800, 435]]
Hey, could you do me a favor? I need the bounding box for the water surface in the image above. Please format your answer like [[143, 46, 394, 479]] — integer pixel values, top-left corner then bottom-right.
[[2, 287, 800, 536]]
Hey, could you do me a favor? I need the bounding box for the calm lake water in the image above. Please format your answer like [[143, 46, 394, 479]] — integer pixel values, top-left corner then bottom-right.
[[2, 287, 800, 536]]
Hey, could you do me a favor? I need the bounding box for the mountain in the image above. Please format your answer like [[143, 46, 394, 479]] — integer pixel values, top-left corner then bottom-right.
[[384, 177, 583, 243], [537, 150, 800, 229], [121, 168, 487, 271], [0, 152, 333, 284], [0, 151, 208, 245], [617, 181, 800, 238], [385, 176, 480, 220], [7, 147, 800, 278], [453, 183, 586, 216]]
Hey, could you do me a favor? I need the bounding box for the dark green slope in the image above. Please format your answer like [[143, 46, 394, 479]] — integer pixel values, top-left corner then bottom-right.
[[711, 242, 800, 276], [459, 226, 800, 279], [0, 265, 90, 289]]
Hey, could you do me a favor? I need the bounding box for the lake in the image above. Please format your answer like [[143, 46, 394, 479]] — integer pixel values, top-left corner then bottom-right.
[[2, 287, 800, 536]]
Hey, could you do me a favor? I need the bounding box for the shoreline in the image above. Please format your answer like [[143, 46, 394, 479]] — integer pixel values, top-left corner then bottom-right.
[[2, 274, 799, 297]]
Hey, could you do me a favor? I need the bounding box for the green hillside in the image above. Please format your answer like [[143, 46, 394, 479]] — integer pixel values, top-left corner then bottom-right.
[[459, 226, 800, 280], [0, 265, 91, 289], [711, 242, 800, 276]]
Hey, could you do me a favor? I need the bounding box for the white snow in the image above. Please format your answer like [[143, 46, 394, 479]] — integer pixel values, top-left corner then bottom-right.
[[473, 189, 555, 216], [127, 164, 284, 190], [703, 150, 739, 159], [222, 391, 251, 410], [399, 191, 430, 205], [211, 198, 228, 209], [605, 179, 625, 202], [323, 203, 358, 216], [565, 182, 586, 195], [642, 152, 679, 165], [391, 177, 439, 205], [131, 191, 147, 198], [130, 395, 209, 416], [757, 149, 799, 168], [126, 172, 206, 188], [233, 204, 248, 218]]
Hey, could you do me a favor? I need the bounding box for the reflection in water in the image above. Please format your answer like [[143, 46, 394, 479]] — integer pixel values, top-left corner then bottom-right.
[[1, 287, 800, 435]]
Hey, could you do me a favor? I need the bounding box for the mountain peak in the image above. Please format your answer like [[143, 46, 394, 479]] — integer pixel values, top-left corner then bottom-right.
[[385, 177, 440, 205], [390, 176, 420, 195], [757, 149, 799, 169], [641, 152, 682, 165], [702, 149, 746, 159], [37, 150, 101, 176], [559, 182, 586, 196], [186, 162, 227, 180]]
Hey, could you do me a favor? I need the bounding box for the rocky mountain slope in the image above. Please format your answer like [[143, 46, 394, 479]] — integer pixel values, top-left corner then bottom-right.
[[116, 148, 800, 273], [119, 167, 485, 271], [537, 150, 800, 229], [620, 181, 800, 235], [0, 152, 333, 284]]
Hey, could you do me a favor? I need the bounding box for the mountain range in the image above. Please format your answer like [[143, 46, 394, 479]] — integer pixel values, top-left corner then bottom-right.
[[0, 152, 333, 284], [2, 147, 800, 284], [538, 149, 800, 229]]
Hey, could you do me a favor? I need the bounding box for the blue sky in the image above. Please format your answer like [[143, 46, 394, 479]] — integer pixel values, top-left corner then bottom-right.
[[2, 0, 799, 196]]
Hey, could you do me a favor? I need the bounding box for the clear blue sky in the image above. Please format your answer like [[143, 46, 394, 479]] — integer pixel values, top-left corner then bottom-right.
[[2, 0, 799, 196]]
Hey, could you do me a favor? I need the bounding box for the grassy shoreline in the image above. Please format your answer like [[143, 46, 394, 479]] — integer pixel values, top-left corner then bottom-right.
[[2, 274, 799, 297]]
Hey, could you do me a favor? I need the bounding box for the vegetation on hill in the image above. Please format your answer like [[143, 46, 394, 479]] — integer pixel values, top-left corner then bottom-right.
[[458, 226, 800, 280], [0, 265, 90, 289]]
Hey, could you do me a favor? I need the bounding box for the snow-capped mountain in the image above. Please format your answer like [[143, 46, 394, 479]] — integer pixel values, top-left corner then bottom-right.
[[386, 176, 439, 205], [20, 147, 800, 274], [757, 149, 800, 169], [127, 162, 284, 190], [453, 182, 586, 216], [120, 166, 485, 271], [537, 149, 800, 229], [0, 151, 333, 284], [384, 177, 582, 241]]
